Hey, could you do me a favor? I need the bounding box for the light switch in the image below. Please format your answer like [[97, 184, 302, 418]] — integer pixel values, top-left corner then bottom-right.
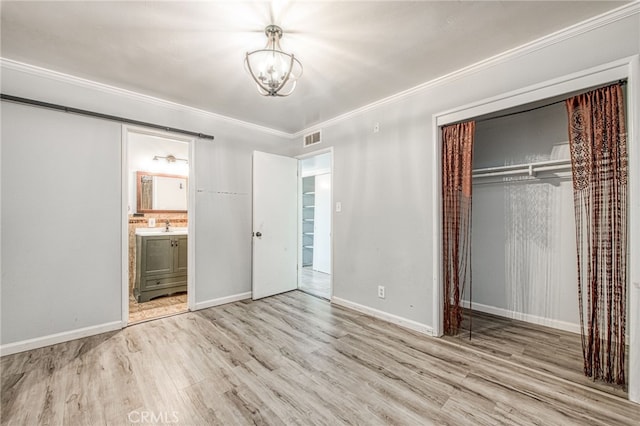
[[336, 202, 342, 212]]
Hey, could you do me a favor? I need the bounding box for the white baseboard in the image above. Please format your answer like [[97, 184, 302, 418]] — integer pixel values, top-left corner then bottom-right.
[[0, 321, 123, 357], [461, 300, 580, 334], [193, 292, 252, 311], [332, 297, 433, 336]]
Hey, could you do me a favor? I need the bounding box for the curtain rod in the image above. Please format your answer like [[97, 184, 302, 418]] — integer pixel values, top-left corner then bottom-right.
[[472, 79, 628, 125], [0, 93, 215, 140]]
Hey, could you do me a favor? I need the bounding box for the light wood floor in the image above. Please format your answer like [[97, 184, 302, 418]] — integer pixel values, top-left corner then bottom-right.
[[299, 266, 331, 299], [444, 309, 628, 399], [2, 291, 638, 425]]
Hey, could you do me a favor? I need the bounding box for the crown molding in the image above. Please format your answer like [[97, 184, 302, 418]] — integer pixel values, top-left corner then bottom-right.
[[0, 58, 292, 139], [292, 1, 640, 139], [1, 2, 638, 141]]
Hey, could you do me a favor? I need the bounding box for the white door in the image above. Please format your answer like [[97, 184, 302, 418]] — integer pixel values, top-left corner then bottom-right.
[[252, 151, 298, 299], [313, 173, 331, 274]]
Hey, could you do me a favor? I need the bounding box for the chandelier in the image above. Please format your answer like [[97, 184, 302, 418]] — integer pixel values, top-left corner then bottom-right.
[[244, 25, 303, 97]]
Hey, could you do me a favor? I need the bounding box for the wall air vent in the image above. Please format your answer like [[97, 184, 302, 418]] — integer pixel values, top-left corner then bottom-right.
[[303, 130, 322, 147]]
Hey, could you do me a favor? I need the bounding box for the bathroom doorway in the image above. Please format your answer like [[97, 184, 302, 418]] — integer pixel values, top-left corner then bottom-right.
[[298, 150, 332, 300], [123, 127, 193, 324]]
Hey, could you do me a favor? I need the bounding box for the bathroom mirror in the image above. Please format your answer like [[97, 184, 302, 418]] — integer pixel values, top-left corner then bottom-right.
[[136, 171, 188, 213]]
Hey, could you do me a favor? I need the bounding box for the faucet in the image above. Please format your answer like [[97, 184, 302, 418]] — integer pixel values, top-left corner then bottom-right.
[[165, 219, 171, 232]]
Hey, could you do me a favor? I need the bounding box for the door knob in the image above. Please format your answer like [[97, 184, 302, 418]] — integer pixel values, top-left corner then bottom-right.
[[255, 232, 262, 237]]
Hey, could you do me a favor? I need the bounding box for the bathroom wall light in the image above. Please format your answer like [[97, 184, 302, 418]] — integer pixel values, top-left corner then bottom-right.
[[153, 154, 188, 164]]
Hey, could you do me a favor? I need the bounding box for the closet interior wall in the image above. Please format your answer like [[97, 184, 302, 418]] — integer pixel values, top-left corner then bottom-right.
[[468, 102, 580, 331]]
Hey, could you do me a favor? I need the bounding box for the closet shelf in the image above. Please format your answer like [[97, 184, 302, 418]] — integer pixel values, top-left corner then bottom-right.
[[303, 205, 315, 208], [303, 245, 314, 249], [303, 191, 315, 195], [472, 159, 571, 179], [303, 219, 315, 222], [303, 232, 314, 235]]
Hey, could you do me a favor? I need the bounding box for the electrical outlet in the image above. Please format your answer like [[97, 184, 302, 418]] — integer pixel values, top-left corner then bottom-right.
[[378, 285, 385, 299]]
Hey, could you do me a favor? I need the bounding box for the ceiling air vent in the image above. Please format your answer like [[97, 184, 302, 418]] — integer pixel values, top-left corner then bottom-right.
[[303, 130, 322, 147]]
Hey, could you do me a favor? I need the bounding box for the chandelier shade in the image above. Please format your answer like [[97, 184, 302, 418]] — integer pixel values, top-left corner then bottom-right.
[[244, 25, 303, 97]]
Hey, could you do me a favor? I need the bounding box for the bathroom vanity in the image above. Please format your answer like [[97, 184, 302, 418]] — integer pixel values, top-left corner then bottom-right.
[[134, 228, 187, 302]]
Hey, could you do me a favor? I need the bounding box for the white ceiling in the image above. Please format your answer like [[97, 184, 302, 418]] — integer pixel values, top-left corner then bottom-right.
[[0, 1, 628, 134]]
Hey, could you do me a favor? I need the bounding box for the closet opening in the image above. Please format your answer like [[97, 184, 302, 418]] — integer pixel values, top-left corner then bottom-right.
[[123, 127, 194, 325], [439, 81, 630, 399]]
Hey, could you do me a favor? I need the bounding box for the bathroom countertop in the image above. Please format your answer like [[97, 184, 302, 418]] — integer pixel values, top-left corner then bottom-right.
[[135, 227, 188, 236]]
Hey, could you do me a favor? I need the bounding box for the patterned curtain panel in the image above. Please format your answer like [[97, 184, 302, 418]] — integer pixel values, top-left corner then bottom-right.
[[566, 83, 627, 385], [442, 121, 475, 335]]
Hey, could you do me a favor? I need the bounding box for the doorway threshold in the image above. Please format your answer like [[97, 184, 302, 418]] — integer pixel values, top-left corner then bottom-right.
[[128, 293, 188, 325], [297, 288, 330, 301]]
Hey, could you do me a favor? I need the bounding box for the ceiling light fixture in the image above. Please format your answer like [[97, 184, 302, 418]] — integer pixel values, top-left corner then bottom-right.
[[244, 25, 303, 97]]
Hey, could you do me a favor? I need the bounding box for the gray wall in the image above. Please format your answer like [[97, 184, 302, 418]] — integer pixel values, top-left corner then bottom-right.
[[1, 11, 638, 352], [192, 126, 288, 304], [1, 103, 122, 343], [0, 64, 290, 347], [289, 13, 639, 328], [470, 103, 579, 328]]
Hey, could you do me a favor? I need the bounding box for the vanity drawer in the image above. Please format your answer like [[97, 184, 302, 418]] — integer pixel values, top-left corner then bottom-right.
[[143, 274, 187, 291]]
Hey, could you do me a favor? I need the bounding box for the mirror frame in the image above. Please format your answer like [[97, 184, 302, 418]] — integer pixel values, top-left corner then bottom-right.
[[136, 171, 188, 213]]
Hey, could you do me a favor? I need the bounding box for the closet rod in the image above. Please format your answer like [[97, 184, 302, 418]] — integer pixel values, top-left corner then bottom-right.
[[473, 159, 571, 178], [473, 159, 570, 174], [0, 93, 215, 140], [473, 79, 628, 125]]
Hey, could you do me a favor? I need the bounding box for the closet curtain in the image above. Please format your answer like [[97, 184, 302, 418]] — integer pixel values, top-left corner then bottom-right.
[[566, 83, 627, 385], [441, 121, 475, 335]]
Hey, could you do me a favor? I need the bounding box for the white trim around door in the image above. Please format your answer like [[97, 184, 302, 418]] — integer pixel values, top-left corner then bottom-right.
[[296, 147, 335, 301], [121, 125, 196, 326]]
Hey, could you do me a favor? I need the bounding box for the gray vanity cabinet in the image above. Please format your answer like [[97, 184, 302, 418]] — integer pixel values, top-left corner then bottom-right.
[[173, 235, 188, 274], [134, 234, 187, 302]]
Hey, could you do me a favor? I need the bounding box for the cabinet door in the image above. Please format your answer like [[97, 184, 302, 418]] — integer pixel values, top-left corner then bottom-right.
[[173, 235, 188, 274], [142, 235, 173, 275]]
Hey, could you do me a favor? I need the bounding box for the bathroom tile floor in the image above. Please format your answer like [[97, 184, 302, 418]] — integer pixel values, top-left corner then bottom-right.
[[128, 292, 187, 324]]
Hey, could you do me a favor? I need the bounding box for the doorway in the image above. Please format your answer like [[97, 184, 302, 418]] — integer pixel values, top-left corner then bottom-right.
[[298, 151, 333, 300], [123, 127, 193, 324], [250, 149, 333, 302]]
